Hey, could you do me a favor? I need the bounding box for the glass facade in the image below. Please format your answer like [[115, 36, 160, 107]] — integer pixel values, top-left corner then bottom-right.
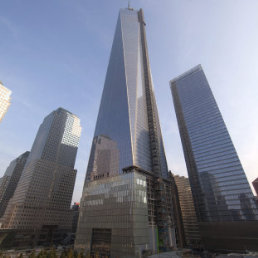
[[87, 9, 168, 179], [171, 65, 258, 222], [76, 172, 149, 257], [77, 8, 176, 256], [28, 108, 81, 167]]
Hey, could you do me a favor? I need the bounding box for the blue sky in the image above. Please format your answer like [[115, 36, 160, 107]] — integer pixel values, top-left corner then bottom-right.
[[0, 0, 258, 202]]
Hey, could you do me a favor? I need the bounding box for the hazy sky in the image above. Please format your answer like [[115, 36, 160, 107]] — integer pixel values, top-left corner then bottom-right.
[[0, 0, 258, 202]]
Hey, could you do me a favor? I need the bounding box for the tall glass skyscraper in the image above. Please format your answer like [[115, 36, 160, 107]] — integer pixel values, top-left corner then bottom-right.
[[86, 7, 168, 180], [76, 8, 176, 257], [170, 65, 258, 223], [1, 108, 81, 243]]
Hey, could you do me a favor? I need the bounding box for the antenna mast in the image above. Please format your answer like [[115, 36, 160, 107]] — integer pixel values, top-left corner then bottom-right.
[[127, 1, 133, 10]]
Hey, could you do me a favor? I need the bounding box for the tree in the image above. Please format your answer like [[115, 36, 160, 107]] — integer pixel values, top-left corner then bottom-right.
[[60, 250, 66, 258], [29, 251, 36, 258], [78, 251, 85, 258], [85, 251, 91, 258], [37, 249, 48, 258], [67, 248, 74, 258], [48, 248, 57, 258]]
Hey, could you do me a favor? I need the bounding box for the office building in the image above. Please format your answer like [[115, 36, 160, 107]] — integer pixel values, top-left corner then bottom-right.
[[1, 108, 81, 245], [252, 178, 258, 208], [174, 175, 200, 248], [170, 65, 258, 251], [76, 8, 177, 257], [169, 172, 186, 248], [0, 81, 11, 122], [0, 151, 30, 220], [252, 177, 258, 196], [71, 202, 80, 233]]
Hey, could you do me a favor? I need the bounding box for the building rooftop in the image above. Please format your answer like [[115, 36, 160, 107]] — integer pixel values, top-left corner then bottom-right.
[[170, 64, 202, 85], [253, 177, 258, 183]]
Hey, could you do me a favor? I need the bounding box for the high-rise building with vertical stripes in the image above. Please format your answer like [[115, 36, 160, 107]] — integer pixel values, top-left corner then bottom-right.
[[174, 175, 200, 248], [0, 151, 29, 219], [1, 108, 81, 244], [170, 65, 258, 251]]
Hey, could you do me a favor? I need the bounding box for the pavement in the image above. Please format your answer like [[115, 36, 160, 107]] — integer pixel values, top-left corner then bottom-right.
[[148, 251, 181, 258]]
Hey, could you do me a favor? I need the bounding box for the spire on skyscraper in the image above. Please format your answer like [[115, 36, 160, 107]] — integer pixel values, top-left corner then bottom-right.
[[75, 8, 178, 257], [127, 1, 133, 10]]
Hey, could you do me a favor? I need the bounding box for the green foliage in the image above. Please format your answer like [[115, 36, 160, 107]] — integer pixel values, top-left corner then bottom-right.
[[94, 251, 100, 258], [2, 255, 11, 258], [0, 247, 87, 258], [37, 249, 48, 258], [59, 248, 83, 258], [60, 250, 66, 258], [77, 251, 86, 258], [28, 251, 36, 258], [0, 232, 16, 249], [48, 247, 57, 258], [67, 248, 74, 258]]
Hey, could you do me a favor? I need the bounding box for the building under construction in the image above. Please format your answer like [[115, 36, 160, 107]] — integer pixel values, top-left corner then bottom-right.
[[76, 166, 182, 257], [75, 7, 181, 257]]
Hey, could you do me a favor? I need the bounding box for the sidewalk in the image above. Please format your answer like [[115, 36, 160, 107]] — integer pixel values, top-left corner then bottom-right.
[[148, 251, 181, 258]]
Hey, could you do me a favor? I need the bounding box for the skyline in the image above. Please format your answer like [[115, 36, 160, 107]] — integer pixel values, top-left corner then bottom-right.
[[0, 0, 258, 203]]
